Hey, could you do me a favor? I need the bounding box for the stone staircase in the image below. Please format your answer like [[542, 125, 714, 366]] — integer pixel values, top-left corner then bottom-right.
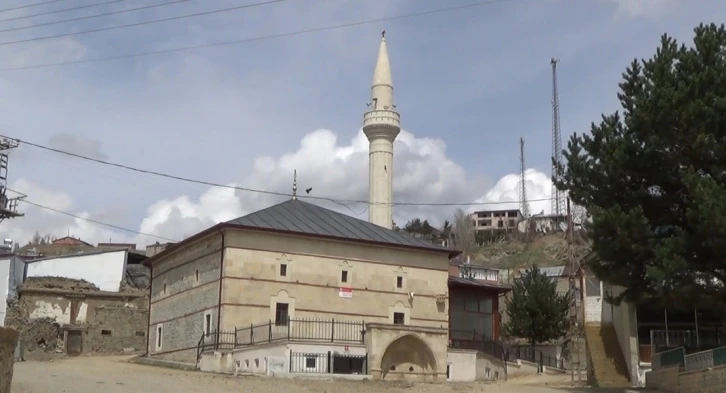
[[584, 325, 630, 387]]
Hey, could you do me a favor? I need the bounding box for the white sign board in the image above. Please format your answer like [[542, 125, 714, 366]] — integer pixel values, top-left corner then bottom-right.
[[339, 287, 352, 298]]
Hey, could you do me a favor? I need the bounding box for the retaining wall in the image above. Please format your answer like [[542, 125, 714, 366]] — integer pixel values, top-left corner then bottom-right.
[[0, 327, 19, 393]]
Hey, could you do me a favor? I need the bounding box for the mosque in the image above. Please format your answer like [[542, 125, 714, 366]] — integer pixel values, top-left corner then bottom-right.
[[143, 34, 505, 382]]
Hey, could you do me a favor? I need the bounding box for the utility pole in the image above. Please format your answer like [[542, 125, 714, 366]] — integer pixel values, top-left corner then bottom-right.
[[566, 198, 582, 383], [0, 137, 24, 223], [519, 137, 529, 219], [551, 58, 566, 216]]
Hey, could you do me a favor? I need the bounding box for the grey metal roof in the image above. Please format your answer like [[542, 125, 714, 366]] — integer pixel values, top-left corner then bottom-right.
[[448, 276, 512, 292], [226, 199, 455, 254]]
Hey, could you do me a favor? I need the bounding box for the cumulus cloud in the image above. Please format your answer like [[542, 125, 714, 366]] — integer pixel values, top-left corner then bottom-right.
[[135, 128, 487, 243], [476, 168, 553, 216], [2, 127, 557, 248], [3, 179, 128, 246]]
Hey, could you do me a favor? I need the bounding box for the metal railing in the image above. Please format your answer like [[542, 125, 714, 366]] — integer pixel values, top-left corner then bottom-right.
[[449, 329, 506, 361], [288, 350, 367, 375], [197, 318, 365, 355], [290, 352, 329, 374], [504, 345, 565, 370], [650, 329, 722, 354], [651, 346, 685, 369], [449, 330, 565, 371], [684, 346, 726, 372]]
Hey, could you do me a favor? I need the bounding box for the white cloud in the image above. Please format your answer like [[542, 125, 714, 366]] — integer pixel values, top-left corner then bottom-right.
[[3, 179, 127, 246], [476, 168, 553, 216], [2, 127, 550, 247], [133, 128, 486, 243]]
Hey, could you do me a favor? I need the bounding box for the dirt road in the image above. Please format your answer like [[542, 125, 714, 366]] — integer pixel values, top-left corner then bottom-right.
[[10, 356, 638, 393]]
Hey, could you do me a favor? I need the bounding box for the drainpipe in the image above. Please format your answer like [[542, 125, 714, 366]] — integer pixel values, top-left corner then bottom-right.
[[146, 264, 153, 357], [215, 227, 225, 348]]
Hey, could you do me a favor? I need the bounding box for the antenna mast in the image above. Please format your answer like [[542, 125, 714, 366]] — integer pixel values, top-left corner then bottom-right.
[[519, 137, 529, 218], [550, 58, 566, 216], [0, 137, 24, 223]]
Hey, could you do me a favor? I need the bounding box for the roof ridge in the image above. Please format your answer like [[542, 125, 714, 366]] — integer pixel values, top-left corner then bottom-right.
[[226, 199, 456, 255]]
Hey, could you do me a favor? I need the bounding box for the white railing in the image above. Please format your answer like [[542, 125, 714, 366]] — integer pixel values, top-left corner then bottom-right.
[[684, 349, 714, 372]]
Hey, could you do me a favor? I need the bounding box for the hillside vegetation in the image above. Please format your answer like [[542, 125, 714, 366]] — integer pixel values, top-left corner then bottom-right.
[[473, 231, 591, 270]]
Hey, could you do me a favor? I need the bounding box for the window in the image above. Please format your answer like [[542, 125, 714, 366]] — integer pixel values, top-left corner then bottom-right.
[[508, 219, 515, 227], [135, 331, 145, 337], [396, 276, 403, 288], [586, 277, 601, 297], [497, 221, 504, 228], [275, 303, 289, 326], [305, 356, 317, 368], [101, 329, 112, 336], [393, 312, 405, 325], [163, 283, 167, 294], [156, 325, 163, 350], [450, 293, 495, 340], [341, 270, 348, 283], [280, 264, 287, 277], [204, 313, 212, 336], [195, 270, 199, 282]]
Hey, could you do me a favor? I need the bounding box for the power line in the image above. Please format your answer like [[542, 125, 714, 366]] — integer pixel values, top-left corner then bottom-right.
[[0, 0, 291, 48], [0, 0, 127, 23], [2, 133, 552, 207], [0, 0, 190, 34], [0, 0, 517, 72], [15, 197, 179, 242], [0, 0, 66, 14]]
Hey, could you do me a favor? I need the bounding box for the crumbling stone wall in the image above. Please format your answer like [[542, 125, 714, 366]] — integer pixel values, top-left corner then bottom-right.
[[5, 276, 149, 360], [0, 327, 19, 393]]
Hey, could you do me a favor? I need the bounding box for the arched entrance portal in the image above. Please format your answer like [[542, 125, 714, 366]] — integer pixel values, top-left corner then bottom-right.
[[380, 334, 437, 381]]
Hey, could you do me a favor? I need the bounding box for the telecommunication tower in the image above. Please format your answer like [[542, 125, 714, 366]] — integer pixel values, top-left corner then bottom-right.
[[0, 137, 25, 223], [519, 137, 529, 218], [550, 58, 566, 216]]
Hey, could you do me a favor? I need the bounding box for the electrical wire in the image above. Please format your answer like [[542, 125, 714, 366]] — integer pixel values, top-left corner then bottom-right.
[[0, 0, 291, 48], [0, 0, 192, 32], [2, 133, 553, 207], [0, 0, 127, 23], [0, 0, 66, 14], [13, 197, 179, 242], [0, 0, 517, 71]]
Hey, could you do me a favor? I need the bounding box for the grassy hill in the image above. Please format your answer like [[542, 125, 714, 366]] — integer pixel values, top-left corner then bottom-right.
[[472, 230, 591, 270]]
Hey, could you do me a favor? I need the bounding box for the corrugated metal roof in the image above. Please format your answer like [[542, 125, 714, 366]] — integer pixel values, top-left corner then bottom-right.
[[448, 276, 512, 292], [540, 266, 566, 277], [226, 199, 454, 253]]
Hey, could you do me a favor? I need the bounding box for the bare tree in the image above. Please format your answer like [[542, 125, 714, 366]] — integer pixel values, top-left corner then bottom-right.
[[453, 208, 476, 258]]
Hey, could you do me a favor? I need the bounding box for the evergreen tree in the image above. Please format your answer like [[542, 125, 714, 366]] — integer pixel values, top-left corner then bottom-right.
[[554, 23, 726, 306], [504, 265, 570, 347]]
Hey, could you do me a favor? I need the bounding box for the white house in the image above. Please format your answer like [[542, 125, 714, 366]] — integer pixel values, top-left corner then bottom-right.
[[24, 248, 132, 292]]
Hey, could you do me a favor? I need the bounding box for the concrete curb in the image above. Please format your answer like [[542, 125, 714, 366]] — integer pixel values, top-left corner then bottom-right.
[[131, 356, 197, 371]]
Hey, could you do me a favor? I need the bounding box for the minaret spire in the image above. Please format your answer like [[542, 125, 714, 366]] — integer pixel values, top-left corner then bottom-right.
[[291, 169, 298, 200], [363, 33, 401, 229]]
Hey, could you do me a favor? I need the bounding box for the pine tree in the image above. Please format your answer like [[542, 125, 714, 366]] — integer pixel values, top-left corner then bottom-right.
[[504, 265, 571, 347], [555, 23, 726, 307]]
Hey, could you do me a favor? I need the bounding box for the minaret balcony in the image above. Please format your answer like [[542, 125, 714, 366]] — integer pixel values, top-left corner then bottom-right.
[[363, 109, 401, 132]]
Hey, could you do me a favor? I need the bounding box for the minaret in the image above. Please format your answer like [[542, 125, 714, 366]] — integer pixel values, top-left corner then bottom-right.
[[363, 31, 400, 229]]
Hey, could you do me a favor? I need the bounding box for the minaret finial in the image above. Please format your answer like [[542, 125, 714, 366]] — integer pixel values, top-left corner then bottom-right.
[[292, 170, 298, 200], [381, 30, 385, 39]]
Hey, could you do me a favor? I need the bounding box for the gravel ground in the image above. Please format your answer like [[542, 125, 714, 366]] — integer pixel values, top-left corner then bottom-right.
[[10, 356, 641, 393]]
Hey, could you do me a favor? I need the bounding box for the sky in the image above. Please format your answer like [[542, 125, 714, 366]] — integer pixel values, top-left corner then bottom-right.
[[0, 0, 723, 248]]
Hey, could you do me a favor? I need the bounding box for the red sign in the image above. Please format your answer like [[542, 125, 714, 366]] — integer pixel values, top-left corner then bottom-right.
[[338, 287, 352, 298]]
